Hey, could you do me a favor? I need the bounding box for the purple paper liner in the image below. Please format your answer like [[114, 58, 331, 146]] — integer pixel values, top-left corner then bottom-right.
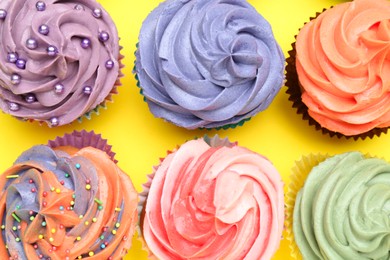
[[48, 130, 117, 163]]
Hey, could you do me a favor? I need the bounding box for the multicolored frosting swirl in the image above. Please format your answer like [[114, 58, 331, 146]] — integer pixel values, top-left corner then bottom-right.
[[293, 152, 390, 259], [135, 0, 285, 129], [296, 0, 390, 136], [0, 145, 138, 259], [0, 0, 120, 126], [142, 137, 284, 259]]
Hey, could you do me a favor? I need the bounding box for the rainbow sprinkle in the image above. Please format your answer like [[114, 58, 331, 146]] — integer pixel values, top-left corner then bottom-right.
[[11, 213, 21, 223], [6, 175, 19, 179]]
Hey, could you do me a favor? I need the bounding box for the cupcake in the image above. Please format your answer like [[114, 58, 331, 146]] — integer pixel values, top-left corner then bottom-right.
[[0, 0, 122, 127], [135, 0, 285, 130], [139, 136, 284, 259], [0, 130, 138, 259], [286, 152, 390, 259], [285, 0, 390, 139]]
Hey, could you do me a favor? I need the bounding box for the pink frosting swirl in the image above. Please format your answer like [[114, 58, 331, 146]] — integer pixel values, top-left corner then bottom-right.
[[142, 138, 284, 259], [296, 0, 390, 136]]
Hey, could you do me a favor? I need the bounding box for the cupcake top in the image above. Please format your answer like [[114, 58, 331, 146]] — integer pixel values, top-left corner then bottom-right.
[[293, 152, 390, 259], [0, 142, 138, 258], [135, 0, 285, 129], [295, 0, 390, 136], [0, 0, 120, 127], [142, 136, 284, 259]]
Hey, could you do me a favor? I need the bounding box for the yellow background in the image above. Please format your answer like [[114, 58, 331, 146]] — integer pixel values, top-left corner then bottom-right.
[[0, 0, 387, 259]]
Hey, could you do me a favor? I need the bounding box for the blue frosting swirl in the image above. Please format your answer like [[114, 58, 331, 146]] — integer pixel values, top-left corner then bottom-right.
[[135, 0, 285, 129]]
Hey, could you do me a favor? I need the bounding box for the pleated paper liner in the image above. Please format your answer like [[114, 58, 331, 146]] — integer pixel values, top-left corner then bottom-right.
[[48, 130, 139, 259], [284, 10, 389, 140], [285, 153, 329, 260], [48, 130, 117, 163]]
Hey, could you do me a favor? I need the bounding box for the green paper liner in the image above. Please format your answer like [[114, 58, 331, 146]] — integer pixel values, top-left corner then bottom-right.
[[285, 9, 389, 140], [133, 44, 252, 131]]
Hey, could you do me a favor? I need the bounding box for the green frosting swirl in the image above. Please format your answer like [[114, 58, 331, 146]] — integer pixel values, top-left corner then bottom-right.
[[293, 152, 390, 260]]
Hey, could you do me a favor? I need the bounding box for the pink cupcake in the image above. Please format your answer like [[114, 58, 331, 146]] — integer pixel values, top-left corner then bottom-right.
[[139, 136, 284, 259]]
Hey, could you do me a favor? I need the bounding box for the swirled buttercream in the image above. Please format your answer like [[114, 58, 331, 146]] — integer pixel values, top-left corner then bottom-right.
[[142, 137, 284, 259], [135, 0, 284, 129], [296, 0, 390, 136], [293, 152, 390, 259], [0, 0, 120, 126], [0, 145, 138, 259]]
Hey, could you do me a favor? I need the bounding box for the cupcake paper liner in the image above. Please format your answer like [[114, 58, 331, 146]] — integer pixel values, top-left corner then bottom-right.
[[285, 153, 328, 260], [48, 129, 117, 163], [284, 10, 389, 140]]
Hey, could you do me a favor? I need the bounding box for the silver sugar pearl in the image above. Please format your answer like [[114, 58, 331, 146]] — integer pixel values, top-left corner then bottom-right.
[[8, 102, 20, 111], [83, 86, 92, 95], [105, 59, 114, 69], [47, 45, 58, 56], [25, 94, 36, 103], [92, 8, 102, 18], [54, 83, 64, 94], [38, 24, 49, 35], [7, 52, 18, 63], [26, 38, 38, 49], [74, 4, 84, 11], [11, 74, 21, 85], [98, 31, 109, 42], [0, 9, 7, 19], [36, 1, 46, 11], [49, 117, 59, 126], [16, 59, 26, 69], [80, 38, 91, 49]]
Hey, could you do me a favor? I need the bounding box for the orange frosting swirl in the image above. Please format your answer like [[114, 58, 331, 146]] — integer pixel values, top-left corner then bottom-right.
[[0, 145, 138, 259], [142, 138, 284, 260], [296, 0, 390, 136]]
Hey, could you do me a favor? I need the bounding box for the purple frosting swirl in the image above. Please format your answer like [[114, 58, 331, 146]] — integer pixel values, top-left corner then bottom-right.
[[135, 0, 285, 129], [0, 0, 120, 126]]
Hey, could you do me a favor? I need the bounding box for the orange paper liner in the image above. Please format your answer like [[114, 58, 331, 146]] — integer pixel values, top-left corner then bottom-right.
[[48, 129, 117, 163], [284, 10, 388, 140]]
